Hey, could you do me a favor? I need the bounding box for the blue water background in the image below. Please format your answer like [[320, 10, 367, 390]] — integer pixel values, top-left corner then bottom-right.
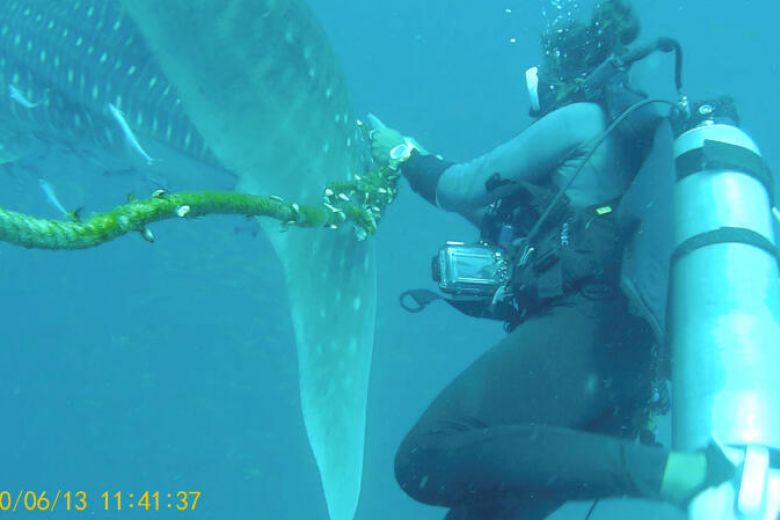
[[1, 0, 778, 518]]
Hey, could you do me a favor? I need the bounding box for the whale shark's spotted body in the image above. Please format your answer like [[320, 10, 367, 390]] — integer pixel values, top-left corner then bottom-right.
[[0, 1, 220, 169]]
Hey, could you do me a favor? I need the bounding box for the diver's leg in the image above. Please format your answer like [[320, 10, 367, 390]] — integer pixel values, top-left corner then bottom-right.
[[395, 291, 666, 515], [443, 493, 561, 520], [435, 103, 608, 211]]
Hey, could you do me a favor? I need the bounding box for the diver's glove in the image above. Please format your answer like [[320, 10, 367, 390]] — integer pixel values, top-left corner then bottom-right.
[[366, 113, 453, 207], [368, 124, 425, 169], [661, 440, 738, 510]]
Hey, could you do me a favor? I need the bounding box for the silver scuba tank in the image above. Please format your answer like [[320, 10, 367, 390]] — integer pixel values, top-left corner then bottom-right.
[[670, 97, 780, 519]]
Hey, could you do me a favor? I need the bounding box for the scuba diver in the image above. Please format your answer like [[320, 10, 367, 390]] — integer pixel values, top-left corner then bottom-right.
[[369, 1, 737, 518]]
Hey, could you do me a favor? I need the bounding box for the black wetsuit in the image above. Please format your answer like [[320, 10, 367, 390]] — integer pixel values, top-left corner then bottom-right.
[[395, 102, 669, 519], [396, 291, 668, 518]]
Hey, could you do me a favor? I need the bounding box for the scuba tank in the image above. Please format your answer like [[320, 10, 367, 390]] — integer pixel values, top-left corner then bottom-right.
[[669, 96, 780, 519]]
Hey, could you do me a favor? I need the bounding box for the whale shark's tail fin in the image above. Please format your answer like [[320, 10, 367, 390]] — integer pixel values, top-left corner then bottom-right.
[[120, 1, 376, 518]]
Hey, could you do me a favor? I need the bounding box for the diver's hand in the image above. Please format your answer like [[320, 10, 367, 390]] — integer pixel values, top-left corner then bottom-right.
[[369, 126, 406, 167], [366, 113, 444, 207]]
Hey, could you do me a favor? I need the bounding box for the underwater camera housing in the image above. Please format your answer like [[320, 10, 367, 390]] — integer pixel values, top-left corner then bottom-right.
[[432, 241, 510, 297]]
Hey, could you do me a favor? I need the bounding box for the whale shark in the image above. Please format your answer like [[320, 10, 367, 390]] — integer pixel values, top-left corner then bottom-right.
[[0, 1, 375, 518]]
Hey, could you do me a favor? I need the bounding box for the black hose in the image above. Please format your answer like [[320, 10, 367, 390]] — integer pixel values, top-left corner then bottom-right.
[[584, 498, 600, 520], [616, 37, 684, 92], [582, 38, 684, 101], [654, 37, 683, 92]]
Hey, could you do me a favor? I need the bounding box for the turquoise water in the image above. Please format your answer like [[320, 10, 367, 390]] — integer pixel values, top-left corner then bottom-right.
[[1, 1, 778, 519]]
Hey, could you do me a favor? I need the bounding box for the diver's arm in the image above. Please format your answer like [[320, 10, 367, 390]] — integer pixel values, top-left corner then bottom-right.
[[371, 103, 608, 218], [400, 152, 486, 227], [433, 103, 609, 212], [401, 151, 454, 206]]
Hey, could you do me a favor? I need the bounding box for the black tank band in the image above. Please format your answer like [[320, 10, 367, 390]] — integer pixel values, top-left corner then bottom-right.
[[675, 139, 774, 205], [671, 226, 779, 266]]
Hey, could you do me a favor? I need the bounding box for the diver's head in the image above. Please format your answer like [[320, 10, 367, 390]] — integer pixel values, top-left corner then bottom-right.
[[526, 0, 641, 117]]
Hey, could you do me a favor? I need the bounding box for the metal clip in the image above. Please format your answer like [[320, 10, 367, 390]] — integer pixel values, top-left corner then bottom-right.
[[518, 244, 534, 266]]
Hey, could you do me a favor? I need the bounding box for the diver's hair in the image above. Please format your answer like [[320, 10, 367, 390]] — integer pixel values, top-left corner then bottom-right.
[[541, 0, 640, 83]]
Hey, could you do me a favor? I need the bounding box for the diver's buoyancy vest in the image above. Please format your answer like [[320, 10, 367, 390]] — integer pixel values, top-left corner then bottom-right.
[[481, 181, 626, 323]]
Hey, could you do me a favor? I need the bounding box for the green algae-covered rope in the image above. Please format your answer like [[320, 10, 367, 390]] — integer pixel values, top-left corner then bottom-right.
[[0, 166, 400, 250]]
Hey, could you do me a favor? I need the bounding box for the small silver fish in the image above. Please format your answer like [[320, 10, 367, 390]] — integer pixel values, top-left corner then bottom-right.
[[38, 178, 68, 216], [8, 84, 44, 109], [107, 102, 157, 165]]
